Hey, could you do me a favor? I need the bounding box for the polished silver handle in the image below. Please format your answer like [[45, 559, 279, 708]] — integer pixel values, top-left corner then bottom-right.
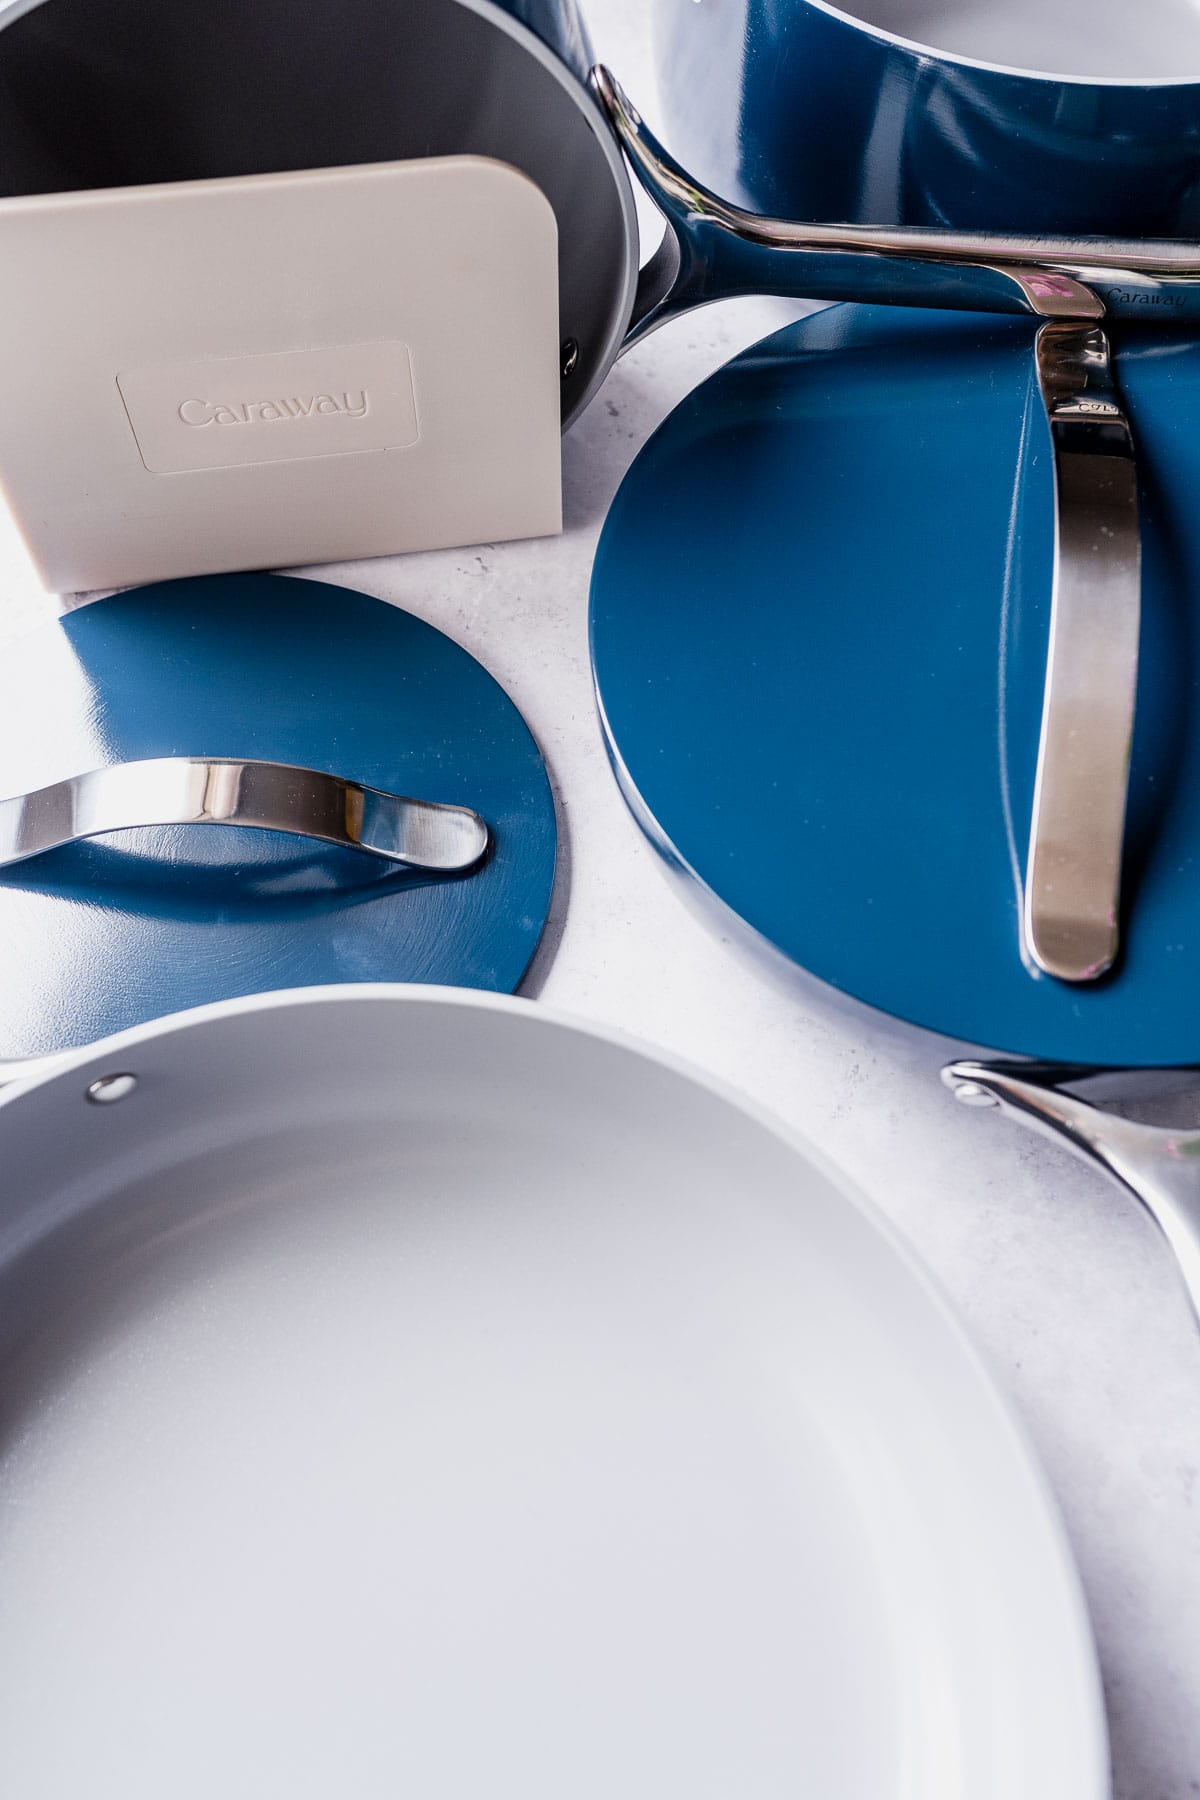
[[1025, 324, 1140, 982], [945, 1060, 1200, 1330], [592, 67, 1200, 340], [0, 757, 490, 874]]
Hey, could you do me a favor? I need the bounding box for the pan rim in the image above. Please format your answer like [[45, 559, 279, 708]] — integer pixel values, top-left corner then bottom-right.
[[0, 978, 1108, 1796]]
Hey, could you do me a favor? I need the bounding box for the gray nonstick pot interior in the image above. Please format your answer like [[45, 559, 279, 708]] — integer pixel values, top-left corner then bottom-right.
[[0, 0, 637, 420]]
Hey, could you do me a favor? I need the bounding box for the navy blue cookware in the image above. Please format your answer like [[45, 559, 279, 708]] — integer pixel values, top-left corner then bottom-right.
[[654, 0, 1200, 237], [0, 574, 558, 1065], [591, 299, 1200, 1328], [7, 0, 1200, 431], [5, 0, 1200, 1321]]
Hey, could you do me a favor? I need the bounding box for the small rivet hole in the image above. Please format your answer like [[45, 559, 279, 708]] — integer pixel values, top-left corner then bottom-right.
[[86, 1072, 138, 1106], [953, 1081, 999, 1109]]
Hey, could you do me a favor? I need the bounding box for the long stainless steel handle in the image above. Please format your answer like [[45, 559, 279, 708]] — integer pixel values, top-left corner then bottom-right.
[[1025, 325, 1140, 982], [944, 1060, 1200, 1330], [0, 758, 490, 874], [591, 67, 1200, 339], [597, 67, 1148, 983]]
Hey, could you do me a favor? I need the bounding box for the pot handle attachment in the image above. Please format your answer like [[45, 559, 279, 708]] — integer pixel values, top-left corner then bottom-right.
[[592, 66, 1200, 340], [944, 1059, 1200, 1328], [0, 757, 490, 875]]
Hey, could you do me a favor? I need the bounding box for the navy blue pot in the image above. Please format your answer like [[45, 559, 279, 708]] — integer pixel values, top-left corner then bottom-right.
[[655, 0, 1200, 236]]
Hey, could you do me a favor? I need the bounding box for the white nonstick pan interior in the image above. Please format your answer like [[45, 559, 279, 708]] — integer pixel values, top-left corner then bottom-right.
[[0, 987, 1105, 1798]]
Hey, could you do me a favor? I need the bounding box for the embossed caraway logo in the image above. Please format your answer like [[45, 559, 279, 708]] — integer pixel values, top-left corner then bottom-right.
[[117, 342, 419, 473], [1109, 288, 1186, 310]]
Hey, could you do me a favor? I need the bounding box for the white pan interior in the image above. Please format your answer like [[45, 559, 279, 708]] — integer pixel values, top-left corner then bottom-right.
[[0, 988, 1103, 1798], [822, 0, 1200, 80]]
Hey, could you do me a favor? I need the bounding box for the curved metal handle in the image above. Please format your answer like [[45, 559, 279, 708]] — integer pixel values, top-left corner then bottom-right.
[[0, 758, 490, 874], [944, 1060, 1200, 1329], [1025, 324, 1140, 983], [593, 66, 1200, 342]]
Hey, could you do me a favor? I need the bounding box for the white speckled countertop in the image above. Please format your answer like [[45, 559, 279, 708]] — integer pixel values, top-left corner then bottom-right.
[[1, 5, 1197, 1793]]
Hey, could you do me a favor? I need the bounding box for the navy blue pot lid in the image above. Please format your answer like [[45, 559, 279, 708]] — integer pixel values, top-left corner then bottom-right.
[[0, 573, 556, 1057], [591, 304, 1200, 1067]]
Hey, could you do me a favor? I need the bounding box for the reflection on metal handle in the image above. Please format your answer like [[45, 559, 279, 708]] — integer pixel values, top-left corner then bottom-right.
[[0, 758, 490, 874], [1025, 325, 1140, 983], [593, 66, 1200, 338], [944, 1060, 1200, 1331]]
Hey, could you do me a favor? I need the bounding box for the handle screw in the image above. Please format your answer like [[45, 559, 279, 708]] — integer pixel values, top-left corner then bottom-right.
[[86, 1072, 138, 1105], [952, 1081, 999, 1109]]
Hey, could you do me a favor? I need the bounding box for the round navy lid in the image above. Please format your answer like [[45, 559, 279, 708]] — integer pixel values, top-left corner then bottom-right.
[[0, 573, 556, 1057], [591, 304, 1200, 1066]]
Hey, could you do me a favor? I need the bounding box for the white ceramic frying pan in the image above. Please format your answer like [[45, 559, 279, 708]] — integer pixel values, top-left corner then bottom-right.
[[0, 986, 1106, 1796]]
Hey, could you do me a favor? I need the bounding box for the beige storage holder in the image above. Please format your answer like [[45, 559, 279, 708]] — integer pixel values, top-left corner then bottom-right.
[[0, 156, 561, 593]]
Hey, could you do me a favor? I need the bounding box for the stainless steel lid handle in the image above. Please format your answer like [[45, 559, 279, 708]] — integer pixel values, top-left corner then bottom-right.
[[1025, 326, 1140, 983], [0, 757, 490, 875], [944, 1060, 1200, 1330]]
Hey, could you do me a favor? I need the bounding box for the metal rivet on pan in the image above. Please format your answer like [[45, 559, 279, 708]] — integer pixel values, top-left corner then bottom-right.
[[951, 1081, 999, 1109], [560, 338, 579, 380], [86, 1072, 138, 1105]]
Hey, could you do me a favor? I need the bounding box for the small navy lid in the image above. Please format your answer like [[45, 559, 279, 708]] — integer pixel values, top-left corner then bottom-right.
[[591, 304, 1200, 1066], [0, 573, 556, 1057]]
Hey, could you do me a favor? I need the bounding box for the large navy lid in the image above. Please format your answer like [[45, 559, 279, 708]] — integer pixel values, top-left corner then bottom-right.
[[0, 573, 556, 1057], [591, 305, 1200, 1066]]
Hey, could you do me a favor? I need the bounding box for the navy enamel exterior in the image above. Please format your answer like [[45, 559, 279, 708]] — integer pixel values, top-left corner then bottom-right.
[[0, 575, 556, 1057], [591, 305, 1200, 1066], [487, 0, 591, 72], [655, 0, 1200, 236]]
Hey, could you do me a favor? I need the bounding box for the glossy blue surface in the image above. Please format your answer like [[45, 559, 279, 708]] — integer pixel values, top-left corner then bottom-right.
[[0, 575, 556, 1057], [655, 0, 1200, 236], [489, 0, 591, 75], [591, 305, 1200, 1065]]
